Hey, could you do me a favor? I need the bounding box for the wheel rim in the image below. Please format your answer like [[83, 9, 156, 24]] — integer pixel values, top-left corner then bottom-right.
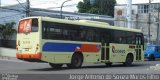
[[74, 56, 81, 67], [127, 57, 132, 64], [124, 55, 133, 66]]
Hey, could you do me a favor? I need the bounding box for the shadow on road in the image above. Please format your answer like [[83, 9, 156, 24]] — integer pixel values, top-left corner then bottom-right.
[[28, 63, 145, 71], [28, 67, 69, 71]]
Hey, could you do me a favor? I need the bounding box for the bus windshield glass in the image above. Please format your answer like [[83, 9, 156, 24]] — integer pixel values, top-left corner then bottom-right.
[[18, 18, 38, 33]]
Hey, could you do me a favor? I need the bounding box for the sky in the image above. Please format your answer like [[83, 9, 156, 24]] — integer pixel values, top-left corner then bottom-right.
[[0, 0, 160, 12], [116, 0, 160, 4]]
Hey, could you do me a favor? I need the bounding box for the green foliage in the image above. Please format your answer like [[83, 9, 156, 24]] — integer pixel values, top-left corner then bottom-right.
[[0, 22, 17, 40], [77, 0, 91, 13], [77, 0, 116, 17]]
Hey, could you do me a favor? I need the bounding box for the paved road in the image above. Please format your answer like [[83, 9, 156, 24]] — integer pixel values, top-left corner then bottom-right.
[[0, 58, 160, 80], [0, 58, 160, 74]]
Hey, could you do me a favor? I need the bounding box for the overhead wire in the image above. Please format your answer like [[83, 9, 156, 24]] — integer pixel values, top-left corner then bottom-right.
[[0, 13, 24, 21], [0, 7, 25, 12], [0, 0, 27, 13], [0, 13, 23, 22], [0, 0, 78, 18], [16, 0, 26, 10], [0, 0, 77, 12], [47, 4, 77, 9], [30, 1, 58, 6]]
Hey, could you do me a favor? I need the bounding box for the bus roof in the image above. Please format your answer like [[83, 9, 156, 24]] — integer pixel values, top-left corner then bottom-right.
[[22, 16, 142, 33]]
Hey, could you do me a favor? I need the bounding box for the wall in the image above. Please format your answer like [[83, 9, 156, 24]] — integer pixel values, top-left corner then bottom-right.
[[114, 5, 160, 43], [0, 47, 16, 57]]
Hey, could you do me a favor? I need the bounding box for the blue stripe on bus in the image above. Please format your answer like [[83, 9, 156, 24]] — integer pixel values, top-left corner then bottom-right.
[[42, 42, 81, 52]]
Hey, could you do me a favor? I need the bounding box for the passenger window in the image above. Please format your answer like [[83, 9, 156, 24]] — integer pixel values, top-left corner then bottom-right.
[[86, 30, 94, 41], [80, 30, 86, 40], [32, 19, 38, 32]]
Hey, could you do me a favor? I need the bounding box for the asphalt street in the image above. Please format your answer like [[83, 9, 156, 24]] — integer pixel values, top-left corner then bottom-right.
[[0, 58, 160, 74], [0, 58, 160, 80]]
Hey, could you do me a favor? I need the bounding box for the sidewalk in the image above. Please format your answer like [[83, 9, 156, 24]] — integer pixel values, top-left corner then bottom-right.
[[0, 47, 16, 57], [0, 56, 19, 61], [0, 47, 18, 61]]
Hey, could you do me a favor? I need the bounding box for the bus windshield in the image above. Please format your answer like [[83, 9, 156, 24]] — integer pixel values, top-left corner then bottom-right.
[[18, 18, 38, 33]]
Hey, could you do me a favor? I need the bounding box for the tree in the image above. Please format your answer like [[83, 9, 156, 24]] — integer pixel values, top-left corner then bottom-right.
[[0, 22, 17, 47], [0, 22, 17, 40], [77, 0, 116, 17]]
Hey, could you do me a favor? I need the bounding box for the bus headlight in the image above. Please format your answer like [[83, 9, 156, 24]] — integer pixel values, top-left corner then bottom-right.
[[16, 46, 18, 51], [18, 40, 20, 46]]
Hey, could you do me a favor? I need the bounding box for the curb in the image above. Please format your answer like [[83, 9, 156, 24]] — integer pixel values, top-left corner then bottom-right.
[[0, 56, 18, 61]]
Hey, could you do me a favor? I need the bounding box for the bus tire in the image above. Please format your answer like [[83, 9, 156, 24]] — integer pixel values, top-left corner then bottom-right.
[[49, 63, 63, 69], [123, 54, 133, 66], [105, 63, 112, 67], [149, 54, 155, 61], [67, 53, 83, 69]]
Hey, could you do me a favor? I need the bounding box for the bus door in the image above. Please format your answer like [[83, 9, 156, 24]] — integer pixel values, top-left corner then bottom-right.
[[101, 43, 109, 60], [135, 35, 142, 60], [101, 31, 110, 61]]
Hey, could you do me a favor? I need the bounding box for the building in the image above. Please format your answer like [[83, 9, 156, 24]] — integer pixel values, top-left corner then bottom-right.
[[114, 3, 160, 44]]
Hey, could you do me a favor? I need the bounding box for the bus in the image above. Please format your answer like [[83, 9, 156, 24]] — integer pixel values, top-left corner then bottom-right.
[[16, 17, 144, 68]]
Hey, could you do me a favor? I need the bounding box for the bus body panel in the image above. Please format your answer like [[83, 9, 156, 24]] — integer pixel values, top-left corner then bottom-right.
[[109, 43, 143, 62], [141, 45, 144, 61], [41, 52, 72, 63], [110, 43, 130, 62], [16, 32, 41, 60], [41, 40, 101, 63]]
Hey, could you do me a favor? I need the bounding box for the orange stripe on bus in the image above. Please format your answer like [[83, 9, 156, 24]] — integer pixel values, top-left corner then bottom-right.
[[16, 53, 41, 59], [80, 44, 100, 52]]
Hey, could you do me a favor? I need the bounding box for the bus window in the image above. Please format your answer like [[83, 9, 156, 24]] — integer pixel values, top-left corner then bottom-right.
[[18, 18, 38, 33], [86, 30, 94, 41], [31, 19, 38, 32], [18, 19, 31, 33], [80, 30, 86, 41]]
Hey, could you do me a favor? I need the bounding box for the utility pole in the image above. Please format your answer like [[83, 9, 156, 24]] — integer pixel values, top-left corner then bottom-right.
[[126, 0, 132, 28], [0, 0, 1, 8], [157, 6, 160, 44], [60, 0, 71, 19], [148, 0, 151, 44], [26, 0, 30, 17]]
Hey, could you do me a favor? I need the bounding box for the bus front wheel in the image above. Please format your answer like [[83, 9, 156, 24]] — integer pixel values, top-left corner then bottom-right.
[[49, 63, 63, 69], [67, 53, 83, 69]]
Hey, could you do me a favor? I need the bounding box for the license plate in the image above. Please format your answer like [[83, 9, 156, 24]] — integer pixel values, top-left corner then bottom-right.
[[18, 50, 22, 53]]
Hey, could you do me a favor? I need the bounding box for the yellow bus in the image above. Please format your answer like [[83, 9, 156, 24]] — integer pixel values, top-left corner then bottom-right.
[[16, 17, 144, 68]]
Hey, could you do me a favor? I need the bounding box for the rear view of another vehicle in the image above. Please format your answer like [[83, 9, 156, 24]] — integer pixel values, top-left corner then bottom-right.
[[144, 45, 160, 61]]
